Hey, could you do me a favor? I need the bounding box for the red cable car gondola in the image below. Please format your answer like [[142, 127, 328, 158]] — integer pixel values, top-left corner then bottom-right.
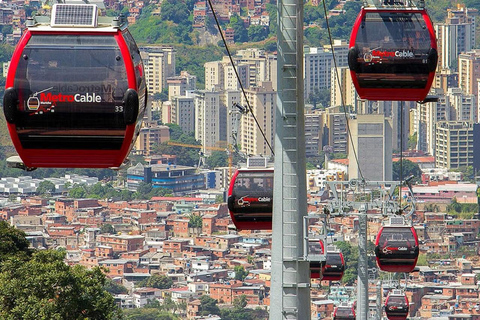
[[348, 5, 437, 101], [375, 217, 419, 272], [310, 239, 325, 279], [322, 245, 345, 281], [227, 168, 273, 230], [3, 4, 146, 169], [385, 289, 409, 320], [333, 303, 356, 320]]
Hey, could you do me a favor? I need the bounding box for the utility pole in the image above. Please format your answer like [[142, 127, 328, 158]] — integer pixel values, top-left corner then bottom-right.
[[270, 0, 310, 318]]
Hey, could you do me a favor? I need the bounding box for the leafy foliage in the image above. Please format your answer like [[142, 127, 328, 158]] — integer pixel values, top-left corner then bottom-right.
[[234, 265, 248, 281], [229, 14, 248, 43], [199, 295, 221, 316], [188, 214, 203, 228], [392, 159, 422, 182], [36, 180, 56, 196], [104, 278, 128, 295], [123, 308, 179, 320], [0, 226, 121, 320], [446, 198, 477, 218], [205, 151, 228, 169], [67, 182, 171, 201], [137, 274, 173, 289], [100, 224, 116, 235], [0, 221, 32, 262], [161, 0, 190, 24]]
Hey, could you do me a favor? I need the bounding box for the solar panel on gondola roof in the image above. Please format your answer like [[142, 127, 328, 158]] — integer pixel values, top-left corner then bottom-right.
[[51, 4, 98, 27]]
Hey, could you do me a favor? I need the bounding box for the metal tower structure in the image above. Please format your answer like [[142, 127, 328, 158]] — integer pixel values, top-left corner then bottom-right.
[[326, 180, 408, 320], [270, 0, 310, 318]]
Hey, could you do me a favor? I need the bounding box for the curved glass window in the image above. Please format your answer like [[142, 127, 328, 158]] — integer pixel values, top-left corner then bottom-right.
[[14, 34, 129, 150], [352, 11, 433, 88], [229, 170, 273, 221]]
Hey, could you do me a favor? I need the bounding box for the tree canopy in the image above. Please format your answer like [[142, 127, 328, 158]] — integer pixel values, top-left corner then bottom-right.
[[392, 159, 422, 182], [0, 222, 121, 319], [137, 274, 173, 290]]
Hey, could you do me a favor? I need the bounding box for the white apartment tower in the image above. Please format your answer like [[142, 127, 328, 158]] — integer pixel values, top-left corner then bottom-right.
[[415, 88, 449, 156], [140, 46, 176, 95], [205, 50, 276, 91], [446, 87, 475, 122], [330, 66, 357, 109], [171, 95, 195, 134], [434, 6, 476, 71], [304, 40, 349, 101], [233, 48, 277, 89], [194, 90, 227, 154], [435, 121, 475, 169], [240, 82, 276, 157], [167, 71, 197, 101]]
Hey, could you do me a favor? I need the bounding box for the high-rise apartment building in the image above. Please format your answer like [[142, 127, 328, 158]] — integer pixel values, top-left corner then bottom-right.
[[171, 95, 195, 134], [204, 49, 276, 91], [434, 5, 476, 71], [321, 106, 349, 155], [194, 90, 227, 155], [239, 82, 276, 157], [304, 40, 349, 101], [435, 121, 475, 169], [446, 87, 475, 122], [304, 47, 333, 101], [330, 66, 357, 109], [140, 46, 176, 95], [167, 71, 197, 101], [415, 88, 449, 155], [233, 48, 277, 89], [305, 111, 322, 158]]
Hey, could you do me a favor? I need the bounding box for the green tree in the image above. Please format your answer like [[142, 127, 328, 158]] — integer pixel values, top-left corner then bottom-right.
[[0, 249, 121, 319], [452, 166, 474, 182], [234, 265, 248, 281], [215, 194, 224, 203], [100, 224, 115, 234], [407, 132, 417, 150], [199, 295, 220, 316], [0, 221, 32, 262], [188, 214, 203, 228], [416, 253, 428, 266], [36, 180, 56, 196], [161, 0, 189, 24], [205, 151, 228, 169], [230, 14, 248, 43], [233, 294, 247, 309], [137, 274, 173, 289], [104, 278, 128, 294], [248, 25, 268, 42], [68, 184, 88, 198], [392, 159, 422, 182], [123, 308, 179, 320]]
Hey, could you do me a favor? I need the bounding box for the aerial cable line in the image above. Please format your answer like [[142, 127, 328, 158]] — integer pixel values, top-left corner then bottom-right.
[[206, 0, 274, 155], [322, 0, 365, 181]]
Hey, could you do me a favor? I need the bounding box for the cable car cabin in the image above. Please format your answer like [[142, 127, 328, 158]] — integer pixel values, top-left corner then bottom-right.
[[348, 7, 437, 101], [309, 240, 325, 279], [385, 289, 409, 320], [375, 217, 419, 272], [322, 247, 345, 281], [333, 303, 356, 320], [227, 168, 273, 230], [3, 4, 146, 168]]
